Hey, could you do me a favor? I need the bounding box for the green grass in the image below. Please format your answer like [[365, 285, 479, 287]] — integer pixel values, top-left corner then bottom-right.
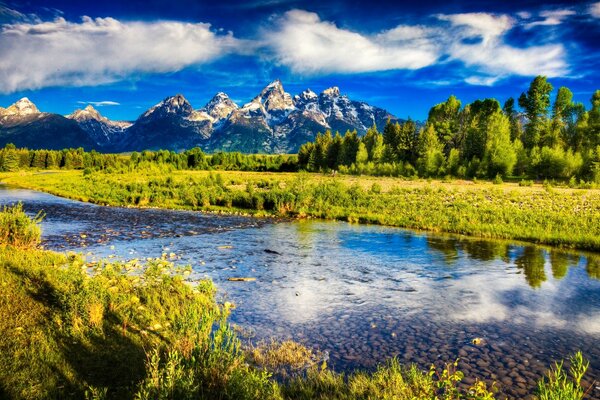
[[2, 169, 600, 251]]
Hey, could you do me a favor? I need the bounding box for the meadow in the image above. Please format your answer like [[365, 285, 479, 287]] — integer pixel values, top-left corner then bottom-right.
[[2, 167, 600, 252], [0, 203, 593, 399]]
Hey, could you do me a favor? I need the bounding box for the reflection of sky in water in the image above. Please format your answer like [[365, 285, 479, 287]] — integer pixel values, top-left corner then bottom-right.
[[2, 185, 600, 397]]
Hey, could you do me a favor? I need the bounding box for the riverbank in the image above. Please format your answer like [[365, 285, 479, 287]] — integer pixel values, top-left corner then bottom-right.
[[2, 169, 599, 252]]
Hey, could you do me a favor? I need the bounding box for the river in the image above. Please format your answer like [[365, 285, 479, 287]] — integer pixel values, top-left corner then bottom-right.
[[1, 185, 599, 399]]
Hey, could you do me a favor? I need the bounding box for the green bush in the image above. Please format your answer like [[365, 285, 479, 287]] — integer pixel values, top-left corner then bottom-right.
[[0, 203, 43, 248]]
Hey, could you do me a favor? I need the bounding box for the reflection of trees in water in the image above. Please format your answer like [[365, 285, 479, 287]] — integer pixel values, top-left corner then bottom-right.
[[515, 247, 547, 288], [550, 251, 571, 279], [422, 234, 598, 285], [460, 239, 508, 262], [426, 237, 459, 264], [587, 256, 600, 280], [426, 236, 509, 264]]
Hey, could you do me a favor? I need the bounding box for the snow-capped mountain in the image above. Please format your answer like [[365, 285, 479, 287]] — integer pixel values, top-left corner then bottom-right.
[[0, 98, 97, 150], [0, 81, 399, 153], [67, 105, 131, 148], [118, 94, 213, 152]]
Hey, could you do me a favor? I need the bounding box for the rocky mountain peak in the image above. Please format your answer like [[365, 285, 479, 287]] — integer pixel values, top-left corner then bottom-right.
[[253, 80, 294, 112], [203, 92, 238, 121], [298, 89, 318, 101], [5, 97, 40, 116], [69, 105, 103, 121], [321, 87, 341, 98], [143, 94, 193, 119]]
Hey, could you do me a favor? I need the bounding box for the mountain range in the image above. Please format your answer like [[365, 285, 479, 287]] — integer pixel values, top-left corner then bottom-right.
[[0, 80, 399, 153]]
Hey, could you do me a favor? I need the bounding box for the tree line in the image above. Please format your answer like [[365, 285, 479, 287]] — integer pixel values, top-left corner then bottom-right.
[[0, 145, 298, 173], [298, 76, 600, 181]]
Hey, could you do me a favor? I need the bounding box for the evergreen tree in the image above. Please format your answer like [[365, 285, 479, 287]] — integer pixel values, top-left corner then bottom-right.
[[503, 97, 522, 142], [341, 130, 360, 166], [397, 119, 418, 163], [326, 133, 343, 170], [382, 120, 400, 160]]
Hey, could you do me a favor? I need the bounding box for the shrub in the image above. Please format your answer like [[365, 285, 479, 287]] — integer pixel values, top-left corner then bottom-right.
[[0, 203, 43, 248]]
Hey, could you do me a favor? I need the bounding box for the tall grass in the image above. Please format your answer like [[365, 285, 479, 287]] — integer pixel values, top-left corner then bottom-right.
[[537, 352, 591, 400], [0, 202, 43, 248]]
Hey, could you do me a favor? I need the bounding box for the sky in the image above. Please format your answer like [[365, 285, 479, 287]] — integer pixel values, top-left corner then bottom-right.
[[0, 0, 599, 121]]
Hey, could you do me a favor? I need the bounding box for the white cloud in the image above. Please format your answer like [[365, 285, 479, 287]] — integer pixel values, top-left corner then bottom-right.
[[265, 10, 568, 83], [438, 12, 568, 79], [591, 2, 600, 18], [77, 100, 120, 107], [464, 76, 501, 86], [263, 10, 440, 74], [0, 16, 243, 93], [437, 12, 514, 43], [524, 9, 576, 29]]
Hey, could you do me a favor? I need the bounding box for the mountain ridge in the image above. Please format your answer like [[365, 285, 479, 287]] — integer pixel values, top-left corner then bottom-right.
[[0, 81, 400, 153]]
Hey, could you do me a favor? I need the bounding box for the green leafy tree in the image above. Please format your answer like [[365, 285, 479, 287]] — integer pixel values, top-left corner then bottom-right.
[[417, 125, 445, 176], [484, 111, 516, 177], [1, 147, 19, 171], [355, 142, 368, 165], [362, 125, 379, 159], [519, 76, 553, 149], [586, 90, 600, 149], [427, 95, 461, 151]]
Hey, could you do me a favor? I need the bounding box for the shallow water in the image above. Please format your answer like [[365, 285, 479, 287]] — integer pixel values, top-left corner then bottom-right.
[[2, 185, 599, 399]]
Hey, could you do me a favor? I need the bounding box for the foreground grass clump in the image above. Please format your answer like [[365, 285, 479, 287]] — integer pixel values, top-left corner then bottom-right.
[[4, 169, 600, 251], [0, 202, 42, 248], [0, 206, 224, 399], [537, 352, 591, 400]]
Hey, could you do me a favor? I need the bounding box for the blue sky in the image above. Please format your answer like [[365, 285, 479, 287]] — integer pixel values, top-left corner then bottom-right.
[[0, 0, 599, 121]]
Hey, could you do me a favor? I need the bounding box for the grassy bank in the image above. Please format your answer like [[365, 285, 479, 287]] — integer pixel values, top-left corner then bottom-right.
[[2, 168, 600, 251], [0, 204, 594, 399]]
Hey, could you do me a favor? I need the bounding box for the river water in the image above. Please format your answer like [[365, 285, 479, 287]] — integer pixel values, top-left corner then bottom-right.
[[1, 185, 599, 399]]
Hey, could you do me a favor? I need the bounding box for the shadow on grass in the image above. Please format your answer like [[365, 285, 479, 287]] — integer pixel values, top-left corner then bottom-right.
[[4, 265, 148, 399]]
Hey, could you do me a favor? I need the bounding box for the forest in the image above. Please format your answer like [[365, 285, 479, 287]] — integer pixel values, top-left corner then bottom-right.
[[298, 76, 600, 181]]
